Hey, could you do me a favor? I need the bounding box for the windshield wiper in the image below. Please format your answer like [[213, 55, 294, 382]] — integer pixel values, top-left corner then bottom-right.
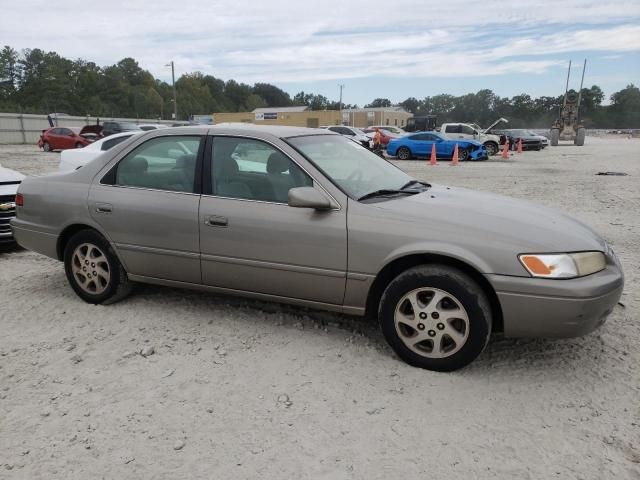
[[400, 180, 430, 190], [357, 189, 418, 201]]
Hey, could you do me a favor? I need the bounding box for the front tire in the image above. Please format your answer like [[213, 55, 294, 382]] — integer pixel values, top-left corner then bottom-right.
[[397, 146, 412, 160], [64, 229, 131, 304], [484, 142, 498, 156], [550, 129, 559, 146], [457, 148, 469, 161], [379, 265, 492, 371], [575, 127, 585, 146], [75, 142, 83, 149]]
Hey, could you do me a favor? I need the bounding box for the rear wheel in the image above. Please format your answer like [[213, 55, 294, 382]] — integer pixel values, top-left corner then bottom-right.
[[575, 127, 585, 146], [397, 147, 412, 160], [75, 142, 83, 149], [379, 265, 492, 371], [550, 129, 559, 146], [64, 229, 131, 304], [43, 142, 52, 152]]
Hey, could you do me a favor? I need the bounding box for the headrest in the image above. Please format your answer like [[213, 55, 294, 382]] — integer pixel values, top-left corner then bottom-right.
[[217, 156, 239, 175], [176, 154, 196, 169], [266, 152, 290, 174], [121, 156, 148, 173]]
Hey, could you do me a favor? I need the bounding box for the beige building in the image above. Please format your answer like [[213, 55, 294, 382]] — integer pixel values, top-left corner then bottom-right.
[[213, 106, 412, 129]]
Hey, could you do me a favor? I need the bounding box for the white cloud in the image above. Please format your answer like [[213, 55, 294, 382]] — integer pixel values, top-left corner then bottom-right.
[[1, 0, 639, 85]]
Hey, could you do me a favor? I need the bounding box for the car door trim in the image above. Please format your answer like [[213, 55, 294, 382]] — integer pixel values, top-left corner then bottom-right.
[[201, 252, 346, 278], [126, 274, 364, 315], [116, 243, 201, 260]]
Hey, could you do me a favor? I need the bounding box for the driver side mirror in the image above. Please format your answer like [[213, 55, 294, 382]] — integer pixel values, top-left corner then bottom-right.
[[288, 187, 332, 210]]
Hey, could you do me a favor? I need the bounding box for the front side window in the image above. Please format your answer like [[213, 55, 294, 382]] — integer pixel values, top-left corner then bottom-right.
[[461, 125, 476, 135], [114, 136, 201, 193], [288, 135, 412, 199], [212, 137, 312, 203]]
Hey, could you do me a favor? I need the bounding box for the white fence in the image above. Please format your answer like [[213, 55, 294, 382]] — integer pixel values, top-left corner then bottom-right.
[[0, 113, 176, 144]]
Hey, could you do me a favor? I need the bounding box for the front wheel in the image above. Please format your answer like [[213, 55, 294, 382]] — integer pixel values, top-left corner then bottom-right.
[[397, 147, 412, 160], [64, 229, 131, 304], [550, 129, 559, 146], [575, 127, 585, 146], [75, 142, 84, 149], [457, 148, 469, 161], [484, 142, 498, 156], [379, 265, 492, 371]]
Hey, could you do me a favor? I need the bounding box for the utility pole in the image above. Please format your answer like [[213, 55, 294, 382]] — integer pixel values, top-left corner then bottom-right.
[[166, 61, 177, 120], [338, 84, 344, 124]]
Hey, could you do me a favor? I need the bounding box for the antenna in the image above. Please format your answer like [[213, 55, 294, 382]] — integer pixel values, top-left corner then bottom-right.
[[576, 59, 587, 120], [562, 60, 572, 108]]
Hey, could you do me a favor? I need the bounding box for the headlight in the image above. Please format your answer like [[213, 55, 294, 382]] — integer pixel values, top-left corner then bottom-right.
[[519, 252, 606, 279]]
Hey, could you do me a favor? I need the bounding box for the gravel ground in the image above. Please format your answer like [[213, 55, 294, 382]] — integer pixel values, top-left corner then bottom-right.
[[1, 137, 638, 479]]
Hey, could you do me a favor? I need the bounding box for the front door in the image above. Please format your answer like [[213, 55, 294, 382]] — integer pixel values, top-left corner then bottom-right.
[[89, 134, 203, 283], [199, 136, 348, 305]]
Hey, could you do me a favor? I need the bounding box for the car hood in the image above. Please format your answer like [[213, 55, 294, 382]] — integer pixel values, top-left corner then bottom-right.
[[0, 164, 25, 196], [371, 185, 606, 263]]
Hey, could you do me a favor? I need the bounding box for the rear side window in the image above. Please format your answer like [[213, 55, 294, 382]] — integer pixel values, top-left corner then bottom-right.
[[101, 135, 133, 151], [113, 136, 201, 193], [444, 125, 460, 134]]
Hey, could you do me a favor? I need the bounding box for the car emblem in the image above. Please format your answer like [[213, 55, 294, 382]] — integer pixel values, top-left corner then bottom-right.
[[0, 202, 16, 211]]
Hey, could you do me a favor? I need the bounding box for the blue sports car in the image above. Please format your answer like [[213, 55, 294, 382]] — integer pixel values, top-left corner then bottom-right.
[[387, 132, 488, 161]]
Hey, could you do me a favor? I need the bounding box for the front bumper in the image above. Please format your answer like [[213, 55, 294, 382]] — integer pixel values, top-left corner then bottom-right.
[[486, 262, 624, 338]]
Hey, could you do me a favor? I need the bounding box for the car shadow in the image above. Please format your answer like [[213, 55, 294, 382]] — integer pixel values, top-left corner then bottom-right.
[[129, 282, 611, 376], [0, 242, 23, 255]]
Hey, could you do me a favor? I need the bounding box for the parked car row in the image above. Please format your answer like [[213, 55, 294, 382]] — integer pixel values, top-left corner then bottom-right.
[[11, 125, 624, 372], [39, 122, 169, 152], [0, 162, 24, 244]]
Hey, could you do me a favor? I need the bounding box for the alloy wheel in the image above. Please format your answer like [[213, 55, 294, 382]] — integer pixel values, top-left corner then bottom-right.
[[71, 243, 111, 295], [394, 287, 469, 358]]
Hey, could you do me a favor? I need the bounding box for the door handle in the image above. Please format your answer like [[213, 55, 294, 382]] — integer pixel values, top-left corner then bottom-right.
[[204, 215, 228, 227], [95, 203, 113, 214]]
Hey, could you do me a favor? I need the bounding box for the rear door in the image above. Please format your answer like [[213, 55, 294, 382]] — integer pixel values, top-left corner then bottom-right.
[[89, 134, 204, 283], [198, 135, 348, 305]]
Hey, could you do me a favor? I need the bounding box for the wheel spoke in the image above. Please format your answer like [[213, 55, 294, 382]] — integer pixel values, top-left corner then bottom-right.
[[71, 243, 110, 295], [444, 322, 466, 344], [424, 290, 445, 312]]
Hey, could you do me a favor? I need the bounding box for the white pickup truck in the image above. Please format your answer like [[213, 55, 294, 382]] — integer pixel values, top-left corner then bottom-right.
[[440, 117, 507, 156]]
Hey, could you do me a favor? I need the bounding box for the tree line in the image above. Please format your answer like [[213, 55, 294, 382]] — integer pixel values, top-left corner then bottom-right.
[[0, 46, 638, 127]]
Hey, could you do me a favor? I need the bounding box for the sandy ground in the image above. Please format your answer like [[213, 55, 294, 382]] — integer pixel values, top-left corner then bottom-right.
[[0, 137, 638, 479]]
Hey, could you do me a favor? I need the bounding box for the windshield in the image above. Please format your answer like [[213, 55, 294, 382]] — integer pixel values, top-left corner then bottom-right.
[[120, 123, 141, 130], [287, 135, 414, 199]]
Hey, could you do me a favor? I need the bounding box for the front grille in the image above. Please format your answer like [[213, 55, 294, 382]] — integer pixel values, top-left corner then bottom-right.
[[0, 194, 17, 238]]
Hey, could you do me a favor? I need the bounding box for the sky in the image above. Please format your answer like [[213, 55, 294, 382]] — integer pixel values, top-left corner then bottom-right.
[[2, 0, 639, 106]]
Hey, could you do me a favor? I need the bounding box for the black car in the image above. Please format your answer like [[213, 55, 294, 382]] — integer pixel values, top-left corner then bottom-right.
[[493, 129, 545, 151], [101, 121, 143, 137]]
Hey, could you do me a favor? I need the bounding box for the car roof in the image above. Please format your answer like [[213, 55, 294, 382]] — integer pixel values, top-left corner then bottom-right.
[[183, 123, 338, 139]]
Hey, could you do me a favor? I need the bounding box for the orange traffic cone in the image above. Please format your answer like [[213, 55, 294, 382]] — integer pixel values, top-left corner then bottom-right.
[[502, 140, 509, 159], [429, 143, 438, 165], [517, 138, 523, 153], [451, 144, 459, 166]]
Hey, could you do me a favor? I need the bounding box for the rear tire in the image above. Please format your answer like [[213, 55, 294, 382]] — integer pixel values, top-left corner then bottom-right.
[[575, 127, 585, 146], [63, 229, 131, 304], [43, 142, 52, 152], [379, 265, 492, 371], [550, 129, 559, 146], [75, 142, 83, 149], [397, 147, 412, 160]]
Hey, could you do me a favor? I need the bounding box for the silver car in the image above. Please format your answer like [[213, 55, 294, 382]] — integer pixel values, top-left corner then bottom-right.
[[11, 125, 624, 371]]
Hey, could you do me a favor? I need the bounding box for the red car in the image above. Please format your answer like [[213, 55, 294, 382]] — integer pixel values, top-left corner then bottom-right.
[[362, 127, 399, 146], [37, 126, 102, 152]]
